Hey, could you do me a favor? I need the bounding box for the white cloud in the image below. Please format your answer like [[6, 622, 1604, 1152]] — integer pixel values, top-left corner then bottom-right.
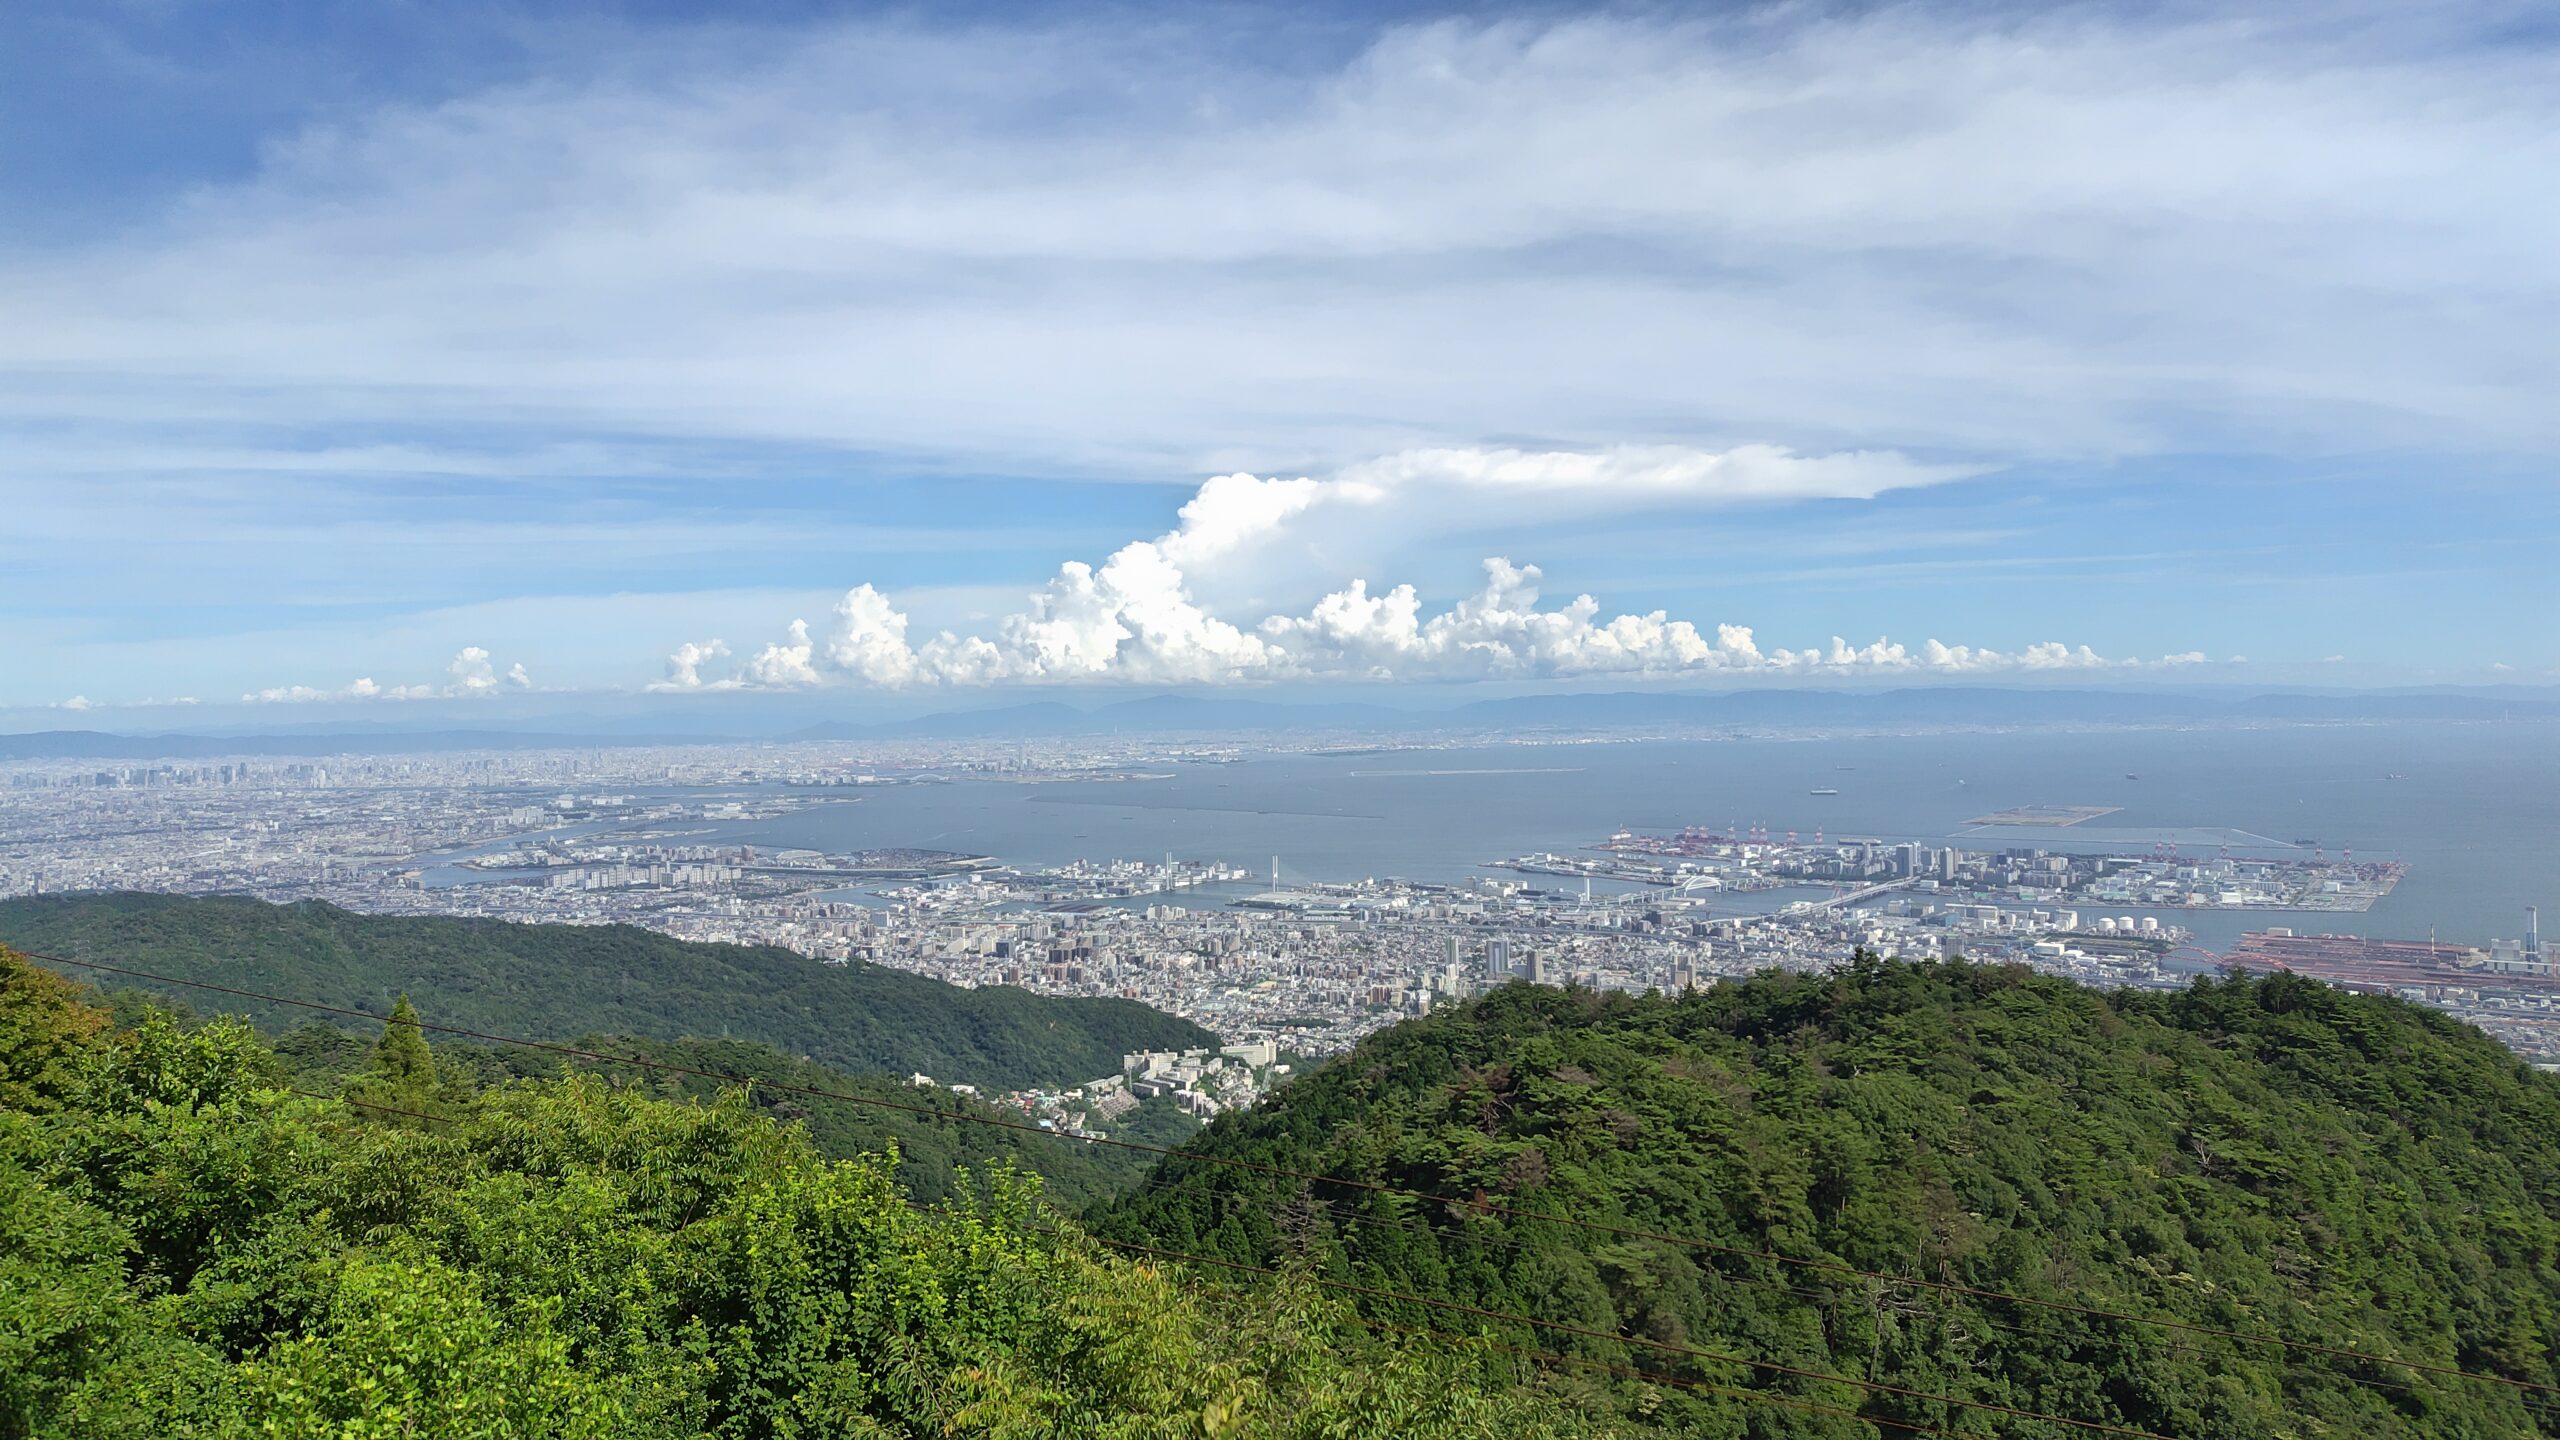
[[822, 587, 920, 688], [744, 621, 822, 688], [448, 646, 499, 694], [650, 638, 732, 691], [3, 6, 2551, 479], [11, 8, 2546, 697], [57, 696, 94, 711], [242, 647, 524, 703], [702, 447, 2194, 690]]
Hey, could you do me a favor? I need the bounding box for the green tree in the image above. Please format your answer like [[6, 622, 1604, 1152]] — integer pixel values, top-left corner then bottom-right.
[[0, 945, 107, 1113], [1093, 958, 2560, 1437], [3, 993, 1629, 1439], [341, 994, 462, 1124], [370, 995, 436, 1094]]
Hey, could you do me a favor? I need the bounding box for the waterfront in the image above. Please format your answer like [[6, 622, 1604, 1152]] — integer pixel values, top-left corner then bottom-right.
[[8, 717, 2554, 1058], [700, 722, 2558, 950]]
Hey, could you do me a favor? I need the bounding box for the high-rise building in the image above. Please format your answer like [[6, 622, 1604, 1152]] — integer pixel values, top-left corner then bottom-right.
[[1485, 938, 1512, 979]]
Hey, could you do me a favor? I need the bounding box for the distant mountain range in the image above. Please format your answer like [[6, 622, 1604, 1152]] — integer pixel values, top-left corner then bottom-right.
[[6, 685, 2555, 758], [0, 727, 721, 760]]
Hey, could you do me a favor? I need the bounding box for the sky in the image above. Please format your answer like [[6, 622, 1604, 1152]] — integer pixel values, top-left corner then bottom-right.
[[3, 0, 2555, 723]]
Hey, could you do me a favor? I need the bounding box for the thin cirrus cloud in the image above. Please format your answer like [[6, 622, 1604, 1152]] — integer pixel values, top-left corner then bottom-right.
[[4, 5, 2552, 472], [4, 3, 2553, 702], [660, 445, 2209, 691]]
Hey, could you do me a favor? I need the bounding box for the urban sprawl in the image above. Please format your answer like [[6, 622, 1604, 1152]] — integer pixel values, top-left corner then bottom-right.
[[6, 742, 2552, 1115]]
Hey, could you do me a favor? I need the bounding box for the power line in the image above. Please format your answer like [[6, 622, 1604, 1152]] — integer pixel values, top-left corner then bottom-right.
[[27, 945, 2560, 1405]]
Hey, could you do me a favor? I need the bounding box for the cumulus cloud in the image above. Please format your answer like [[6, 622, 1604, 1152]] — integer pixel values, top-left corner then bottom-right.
[[734, 555, 2194, 689], [693, 447, 2196, 690], [447, 646, 499, 693], [745, 621, 823, 687], [243, 647, 526, 703], [650, 638, 733, 691], [821, 587, 921, 687], [690, 443, 1970, 694], [246, 677, 418, 704]]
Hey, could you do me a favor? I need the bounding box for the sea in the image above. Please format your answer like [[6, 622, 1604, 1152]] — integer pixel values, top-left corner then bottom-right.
[[683, 720, 2559, 954]]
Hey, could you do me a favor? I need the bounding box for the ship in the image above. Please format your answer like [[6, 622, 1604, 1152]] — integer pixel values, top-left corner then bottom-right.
[[1809, 787, 1839, 796]]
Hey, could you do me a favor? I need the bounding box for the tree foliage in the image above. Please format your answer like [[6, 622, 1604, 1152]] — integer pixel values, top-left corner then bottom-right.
[[1094, 954, 2560, 1437], [0, 944, 106, 1113], [282, 1024, 1187, 1210], [0, 947, 1621, 1440]]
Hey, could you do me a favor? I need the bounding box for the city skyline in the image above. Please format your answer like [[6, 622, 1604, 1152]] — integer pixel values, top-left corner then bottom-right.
[[5, 1, 2556, 717]]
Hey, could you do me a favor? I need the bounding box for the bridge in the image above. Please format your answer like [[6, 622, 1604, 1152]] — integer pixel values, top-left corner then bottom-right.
[[1783, 877, 1915, 914]]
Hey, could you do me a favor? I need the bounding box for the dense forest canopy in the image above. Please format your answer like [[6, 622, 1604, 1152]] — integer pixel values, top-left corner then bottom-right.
[[258, 1019, 1191, 1210], [15, 894, 2560, 1437], [0, 892, 1212, 1090], [1095, 954, 2560, 1437], [0, 945, 1628, 1440]]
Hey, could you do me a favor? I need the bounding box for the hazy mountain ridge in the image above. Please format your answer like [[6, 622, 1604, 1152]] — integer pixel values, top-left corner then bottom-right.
[[11, 685, 2555, 757]]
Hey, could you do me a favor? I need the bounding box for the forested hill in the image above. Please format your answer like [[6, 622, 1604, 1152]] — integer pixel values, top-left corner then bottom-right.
[[262, 1022, 1190, 1210], [0, 892, 1211, 1090], [0, 947, 1624, 1438], [1094, 956, 2560, 1437]]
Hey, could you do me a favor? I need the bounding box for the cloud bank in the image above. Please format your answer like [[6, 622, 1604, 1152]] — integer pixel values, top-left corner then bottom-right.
[[667, 446, 2199, 690], [10, 4, 2550, 700], [244, 647, 533, 703], [7, 5, 2553, 476]]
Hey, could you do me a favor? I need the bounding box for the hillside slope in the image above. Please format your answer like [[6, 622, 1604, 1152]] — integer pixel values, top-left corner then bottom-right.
[[1094, 956, 2560, 1437], [260, 1022, 1191, 1209], [0, 892, 1211, 1090], [0, 946, 1625, 1439]]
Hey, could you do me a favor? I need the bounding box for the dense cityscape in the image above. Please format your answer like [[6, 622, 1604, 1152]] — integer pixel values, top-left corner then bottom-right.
[[8, 734, 2551, 1086]]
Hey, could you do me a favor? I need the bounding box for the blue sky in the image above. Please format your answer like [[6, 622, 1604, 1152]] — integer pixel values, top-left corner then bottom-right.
[[3, 0, 2555, 720]]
